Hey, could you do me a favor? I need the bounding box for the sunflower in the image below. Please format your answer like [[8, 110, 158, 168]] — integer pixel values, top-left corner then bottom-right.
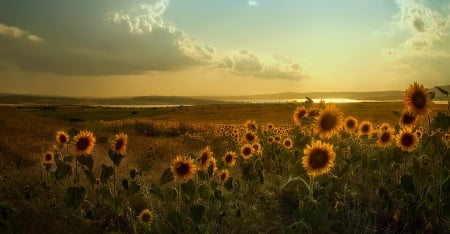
[[302, 140, 337, 177], [267, 136, 274, 144], [399, 109, 418, 128], [267, 123, 274, 130], [343, 117, 358, 133], [396, 129, 419, 152], [252, 142, 263, 155], [223, 151, 237, 167], [243, 131, 258, 143], [73, 130, 96, 155], [314, 105, 343, 138], [43, 151, 54, 164], [293, 106, 307, 125], [404, 82, 432, 116], [197, 146, 214, 171], [376, 127, 395, 148], [379, 123, 392, 132], [283, 138, 293, 150], [171, 155, 197, 181], [111, 133, 127, 156], [56, 130, 69, 145], [138, 209, 153, 226], [358, 121, 373, 137], [240, 144, 254, 160], [244, 120, 258, 132], [219, 169, 230, 183]]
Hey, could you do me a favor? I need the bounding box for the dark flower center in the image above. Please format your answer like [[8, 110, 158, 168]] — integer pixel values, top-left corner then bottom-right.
[[115, 139, 124, 151], [45, 153, 52, 162], [59, 135, 67, 143], [380, 132, 391, 143], [200, 153, 209, 165], [225, 154, 233, 163], [346, 120, 355, 129], [141, 213, 151, 223], [309, 149, 329, 169], [176, 162, 190, 176], [220, 173, 227, 181], [361, 124, 370, 133], [243, 147, 252, 156], [76, 137, 90, 151], [298, 110, 307, 118], [284, 140, 291, 147], [401, 133, 414, 147], [320, 113, 337, 131], [245, 133, 255, 142], [412, 91, 426, 109], [402, 113, 416, 124]]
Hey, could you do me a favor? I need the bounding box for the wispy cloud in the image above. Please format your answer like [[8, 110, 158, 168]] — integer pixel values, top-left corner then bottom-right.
[[0, 22, 43, 42], [249, 0, 259, 7]]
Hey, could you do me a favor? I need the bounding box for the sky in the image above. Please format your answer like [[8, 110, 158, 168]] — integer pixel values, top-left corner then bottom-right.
[[0, 0, 449, 97]]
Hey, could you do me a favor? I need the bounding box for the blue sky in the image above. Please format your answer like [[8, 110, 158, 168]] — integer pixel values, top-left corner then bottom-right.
[[0, 0, 449, 97]]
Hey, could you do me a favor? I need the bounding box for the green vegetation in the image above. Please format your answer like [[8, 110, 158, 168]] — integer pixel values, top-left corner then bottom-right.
[[0, 93, 449, 233]]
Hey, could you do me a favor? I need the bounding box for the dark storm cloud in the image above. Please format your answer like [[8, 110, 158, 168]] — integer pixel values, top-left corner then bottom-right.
[[0, 0, 201, 75]]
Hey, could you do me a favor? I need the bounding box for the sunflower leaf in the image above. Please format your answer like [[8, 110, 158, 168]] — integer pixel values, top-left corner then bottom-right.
[[100, 164, 113, 184], [160, 168, 174, 185], [189, 204, 205, 225], [64, 186, 86, 209], [149, 183, 163, 200], [55, 160, 72, 181], [77, 155, 93, 171]]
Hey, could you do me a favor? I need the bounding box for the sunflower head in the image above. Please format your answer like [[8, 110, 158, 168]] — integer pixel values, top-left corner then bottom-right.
[[283, 138, 293, 150], [56, 130, 69, 145], [43, 151, 54, 164], [302, 140, 336, 177], [399, 109, 418, 128], [219, 169, 230, 183], [344, 116, 358, 132], [314, 105, 343, 138], [358, 121, 373, 137], [267, 137, 274, 144], [396, 129, 419, 152], [243, 131, 258, 143], [377, 128, 395, 148], [293, 106, 307, 125], [73, 130, 96, 155], [404, 82, 432, 116], [197, 146, 213, 170], [252, 142, 262, 155], [111, 133, 128, 156], [244, 120, 258, 132], [171, 156, 197, 181], [240, 144, 254, 160], [138, 209, 153, 226]]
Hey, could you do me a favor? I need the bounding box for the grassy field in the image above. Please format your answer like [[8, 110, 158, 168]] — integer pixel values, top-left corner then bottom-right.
[[0, 101, 449, 233]]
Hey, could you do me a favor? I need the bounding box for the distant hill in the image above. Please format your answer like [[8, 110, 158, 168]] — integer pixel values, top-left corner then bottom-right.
[[0, 85, 448, 105]]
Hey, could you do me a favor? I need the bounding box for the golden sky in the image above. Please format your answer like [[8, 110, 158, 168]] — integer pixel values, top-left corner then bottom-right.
[[1, 0, 449, 97]]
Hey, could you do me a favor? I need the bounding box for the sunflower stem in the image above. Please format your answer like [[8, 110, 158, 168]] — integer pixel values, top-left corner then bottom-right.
[[113, 164, 116, 196], [75, 156, 79, 185], [177, 180, 181, 212], [308, 176, 314, 200]]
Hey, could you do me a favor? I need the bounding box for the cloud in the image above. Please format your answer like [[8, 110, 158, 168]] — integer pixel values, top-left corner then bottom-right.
[[215, 49, 303, 79], [383, 0, 450, 57], [0, 0, 305, 80], [249, 1, 259, 7], [0, 22, 43, 42]]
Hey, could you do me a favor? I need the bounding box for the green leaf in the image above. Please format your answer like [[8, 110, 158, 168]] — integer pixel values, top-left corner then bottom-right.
[[77, 155, 94, 171], [224, 177, 233, 191], [121, 179, 129, 190], [55, 160, 72, 181], [149, 183, 163, 200], [181, 179, 196, 201], [436, 86, 449, 96], [189, 204, 205, 225], [281, 176, 309, 192], [392, 110, 401, 117], [64, 186, 86, 209], [126, 181, 141, 196], [100, 164, 113, 184], [83, 169, 96, 185], [164, 188, 177, 203], [108, 150, 123, 167], [160, 168, 174, 185], [400, 174, 415, 193], [197, 184, 211, 200], [63, 155, 74, 162], [167, 211, 184, 232]]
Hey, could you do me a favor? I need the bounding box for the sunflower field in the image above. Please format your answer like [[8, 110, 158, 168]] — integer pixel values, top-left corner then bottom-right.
[[0, 82, 449, 233]]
